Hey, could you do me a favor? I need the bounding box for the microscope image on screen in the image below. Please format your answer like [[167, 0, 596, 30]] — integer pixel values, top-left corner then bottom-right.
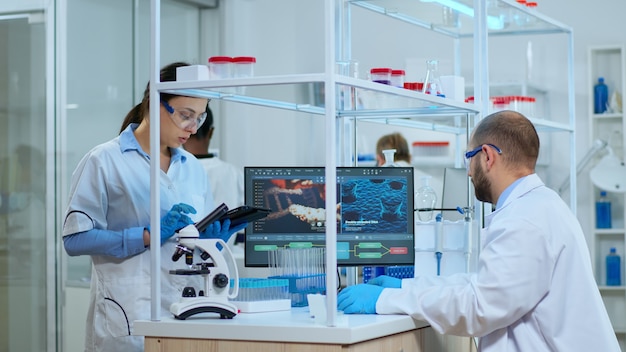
[[244, 167, 415, 267], [340, 177, 408, 234], [258, 178, 330, 233]]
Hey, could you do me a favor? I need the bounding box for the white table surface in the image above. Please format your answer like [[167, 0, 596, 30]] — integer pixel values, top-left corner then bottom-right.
[[134, 307, 429, 344]]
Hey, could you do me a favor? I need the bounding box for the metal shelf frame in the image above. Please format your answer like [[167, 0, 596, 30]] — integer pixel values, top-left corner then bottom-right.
[[146, 0, 576, 328]]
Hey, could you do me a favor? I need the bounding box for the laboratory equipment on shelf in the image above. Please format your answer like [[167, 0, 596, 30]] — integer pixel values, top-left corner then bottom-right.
[[232, 56, 257, 78], [232, 56, 257, 95], [208, 56, 233, 80], [415, 175, 437, 221], [434, 213, 443, 276], [595, 191, 612, 229], [390, 69, 405, 88], [460, 205, 474, 274], [169, 226, 239, 320], [412, 141, 450, 159], [422, 59, 443, 96], [268, 247, 326, 307], [594, 77, 609, 114], [414, 206, 474, 277], [381, 148, 398, 167], [606, 247, 622, 286], [370, 67, 392, 85], [229, 278, 292, 313]]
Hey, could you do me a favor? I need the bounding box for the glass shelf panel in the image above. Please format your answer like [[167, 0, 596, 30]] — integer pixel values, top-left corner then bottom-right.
[[349, 0, 572, 38], [157, 73, 479, 134]]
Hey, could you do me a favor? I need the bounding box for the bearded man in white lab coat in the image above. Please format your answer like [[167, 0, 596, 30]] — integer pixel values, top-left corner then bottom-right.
[[338, 110, 620, 351]]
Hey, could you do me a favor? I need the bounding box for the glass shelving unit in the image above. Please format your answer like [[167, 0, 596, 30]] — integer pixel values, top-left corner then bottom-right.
[[147, 0, 576, 328]]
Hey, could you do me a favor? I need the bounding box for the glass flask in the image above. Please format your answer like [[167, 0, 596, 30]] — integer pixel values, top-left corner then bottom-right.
[[422, 59, 443, 96], [415, 176, 437, 221]]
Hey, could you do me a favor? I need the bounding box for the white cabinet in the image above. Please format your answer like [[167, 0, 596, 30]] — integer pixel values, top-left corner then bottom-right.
[[588, 45, 626, 348]]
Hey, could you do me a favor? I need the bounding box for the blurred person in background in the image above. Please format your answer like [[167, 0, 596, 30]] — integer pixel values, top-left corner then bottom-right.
[[184, 106, 244, 247]]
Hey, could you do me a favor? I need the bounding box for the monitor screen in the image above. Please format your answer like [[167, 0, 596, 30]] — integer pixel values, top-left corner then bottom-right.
[[243, 166, 415, 267]]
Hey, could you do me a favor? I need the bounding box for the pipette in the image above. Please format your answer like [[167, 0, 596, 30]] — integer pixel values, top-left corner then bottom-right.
[[434, 213, 443, 275]]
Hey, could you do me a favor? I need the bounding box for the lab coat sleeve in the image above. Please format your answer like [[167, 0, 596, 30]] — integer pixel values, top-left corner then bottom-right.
[[63, 148, 112, 236], [63, 226, 147, 258], [377, 218, 554, 337]]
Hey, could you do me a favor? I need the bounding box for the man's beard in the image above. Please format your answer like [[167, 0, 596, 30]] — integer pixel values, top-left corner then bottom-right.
[[471, 160, 492, 204]]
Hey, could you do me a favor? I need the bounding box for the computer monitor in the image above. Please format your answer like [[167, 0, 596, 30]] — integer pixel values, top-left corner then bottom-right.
[[243, 166, 415, 267]]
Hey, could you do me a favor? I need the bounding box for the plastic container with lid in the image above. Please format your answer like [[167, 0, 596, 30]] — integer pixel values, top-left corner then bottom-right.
[[208, 56, 233, 80], [522, 96, 535, 115], [370, 68, 392, 85], [232, 56, 257, 78], [508, 96, 523, 113], [412, 141, 450, 157], [390, 69, 405, 88], [232, 56, 256, 94], [491, 96, 510, 112], [403, 82, 424, 92]]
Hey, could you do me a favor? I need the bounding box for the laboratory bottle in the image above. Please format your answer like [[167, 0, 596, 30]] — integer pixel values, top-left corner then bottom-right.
[[594, 77, 609, 114], [415, 176, 437, 221], [606, 247, 621, 286], [381, 149, 397, 167], [422, 59, 443, 96], [596, 191, 612, 229]]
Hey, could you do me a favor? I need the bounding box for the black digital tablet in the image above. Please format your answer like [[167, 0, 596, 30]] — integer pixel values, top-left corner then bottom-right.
[[194, 203, 229, 233], [219, 205, 271, 227]]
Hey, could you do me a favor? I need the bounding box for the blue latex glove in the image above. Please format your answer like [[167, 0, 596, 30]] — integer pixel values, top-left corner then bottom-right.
[[147, 203, 196, 245], [367, 275, 402, 288], [200, 218, 248, 243], [337, 283, 384, 314]]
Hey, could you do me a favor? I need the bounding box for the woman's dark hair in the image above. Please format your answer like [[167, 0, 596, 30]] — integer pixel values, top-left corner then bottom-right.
[[119, 62, 189, 133]]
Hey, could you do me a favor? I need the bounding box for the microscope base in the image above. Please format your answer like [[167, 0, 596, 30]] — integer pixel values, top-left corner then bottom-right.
[[171, 299, 238, 320]]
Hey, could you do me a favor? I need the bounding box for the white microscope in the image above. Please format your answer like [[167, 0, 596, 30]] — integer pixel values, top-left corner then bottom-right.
[[169, 224, 239, 320]]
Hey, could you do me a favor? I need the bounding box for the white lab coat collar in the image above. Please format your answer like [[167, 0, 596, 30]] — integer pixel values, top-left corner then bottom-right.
[[485, 174, 543, 227]]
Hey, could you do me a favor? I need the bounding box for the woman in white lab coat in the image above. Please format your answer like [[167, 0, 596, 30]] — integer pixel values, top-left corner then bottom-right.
[[338, 110, 620, 351], [62, 62, 245, 352]]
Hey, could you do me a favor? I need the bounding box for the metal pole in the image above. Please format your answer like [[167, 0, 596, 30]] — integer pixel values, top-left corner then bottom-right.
[[149, 0, 162, 321]]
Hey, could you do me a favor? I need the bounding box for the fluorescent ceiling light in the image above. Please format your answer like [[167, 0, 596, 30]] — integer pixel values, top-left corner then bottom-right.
[[421, 0, 504, 30]]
